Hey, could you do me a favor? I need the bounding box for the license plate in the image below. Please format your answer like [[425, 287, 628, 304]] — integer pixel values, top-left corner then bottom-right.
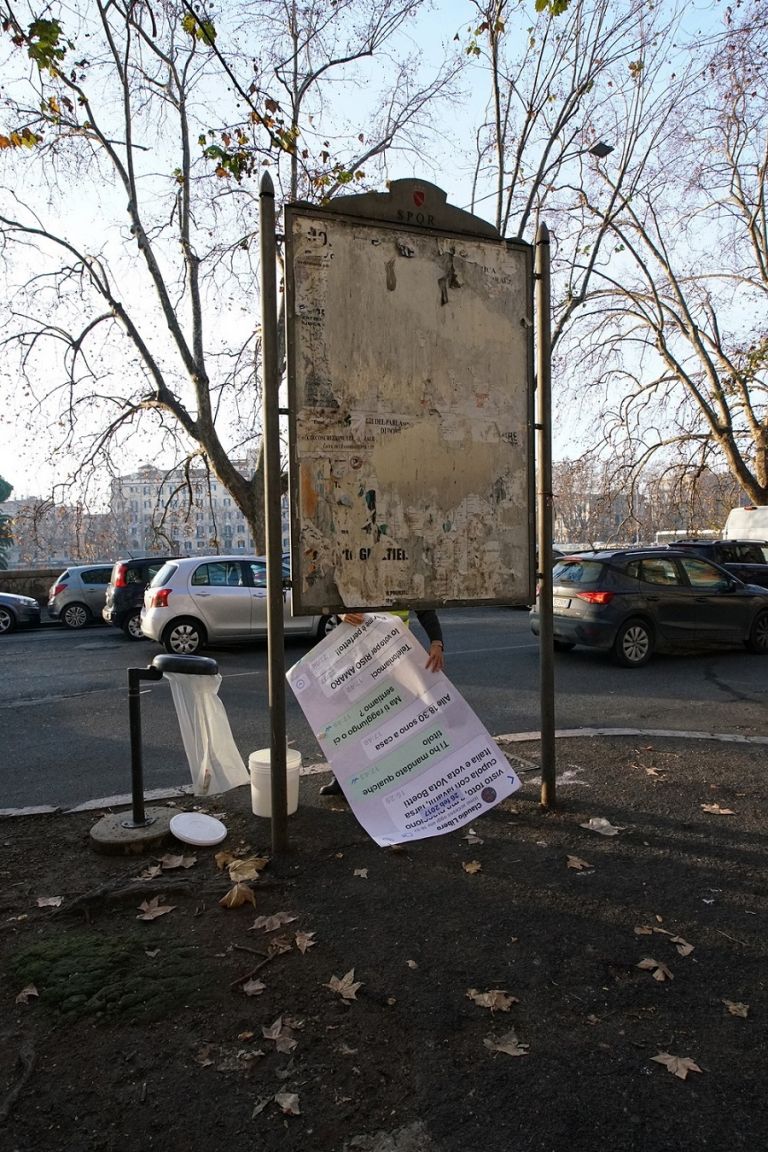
[[552, 596, 571, 609]]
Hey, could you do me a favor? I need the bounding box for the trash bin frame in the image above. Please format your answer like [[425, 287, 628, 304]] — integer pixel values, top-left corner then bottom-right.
[[124, 654, 218, 829]]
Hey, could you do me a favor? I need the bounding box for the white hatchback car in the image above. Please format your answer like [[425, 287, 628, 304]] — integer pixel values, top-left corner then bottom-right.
[[141, 555, 334, 653]]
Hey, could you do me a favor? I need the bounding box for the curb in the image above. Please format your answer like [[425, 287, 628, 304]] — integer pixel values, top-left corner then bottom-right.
[[2, 730, 766, 819], [0, 760, 333, 819]]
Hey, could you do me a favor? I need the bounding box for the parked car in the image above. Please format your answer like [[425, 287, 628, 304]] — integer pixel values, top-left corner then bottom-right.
[[102, 556, 176, 639], [530, 548, 768, 667], [141, 555, 335, 653], [665, 539, 768, 590], [47, 564, 113, 629], [0, 590, 41, 634]]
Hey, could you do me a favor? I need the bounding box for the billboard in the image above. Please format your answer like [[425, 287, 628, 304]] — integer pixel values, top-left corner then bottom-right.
[[285, 181, 534, 613]]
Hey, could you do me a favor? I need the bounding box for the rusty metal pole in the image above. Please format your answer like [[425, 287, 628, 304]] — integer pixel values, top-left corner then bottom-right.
[[260, 172, 289, 854], [535, 222, 556, 807]]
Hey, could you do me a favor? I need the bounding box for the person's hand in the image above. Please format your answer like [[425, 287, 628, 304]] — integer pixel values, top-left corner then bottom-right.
[[340, 612, 365, 626], [425, 641, 444, 673]]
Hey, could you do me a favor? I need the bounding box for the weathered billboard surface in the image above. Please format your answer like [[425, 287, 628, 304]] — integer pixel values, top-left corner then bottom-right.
[[285, 184, 534, 613]]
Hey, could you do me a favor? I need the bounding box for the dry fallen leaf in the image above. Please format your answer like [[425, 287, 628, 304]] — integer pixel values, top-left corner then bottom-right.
[[241, 978, 266, 997], [15, 984, 39, 1004], [137, 864, 163, 880], [406, 959, 419, 969], [251, 1096, 271, 1117], [580, 817, 625, 836], [274, 1091, 300, 1115], [250, 912, 297, 932], [723, 999, 749, 1018], [267, 934, 293, 956], [215, 850, 237, 870], [634, 925, 654, 936], [219, 883, 256, 909], [670, 935, 694, 957], [566, 855, 593, 871], [295, 930, 317, 954], [483, 1028, 529, 1056], [650, 1052, 703, 1079], [463, 860, 482, 874], [645, 766, 664, 777], [136, 896, 176, 921], [325, 968, 362, 1000], [700, 803, 735, 815], [35, 896, 63, 908], [160, 853, 196, 870], [283, 1015, 305, 1032], [228, 856, 269, 882], [353, 868, 368, 879], [144, 949, 160, 959], [467, 988, 518, 1012], [463, 828, 484, 846], [238, 1030, 255, 1041], [637, 957, 673, 982], [262, 1016, 298, 1052]]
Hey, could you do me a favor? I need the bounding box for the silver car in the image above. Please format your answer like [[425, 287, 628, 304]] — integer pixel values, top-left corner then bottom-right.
[[0, 591, 41, 634], [141, 555, 334, 653], [47, 564, 113, 629]]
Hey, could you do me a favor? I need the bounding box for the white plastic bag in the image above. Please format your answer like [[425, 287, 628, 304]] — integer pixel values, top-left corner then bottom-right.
[[164, 672, 249, 796]]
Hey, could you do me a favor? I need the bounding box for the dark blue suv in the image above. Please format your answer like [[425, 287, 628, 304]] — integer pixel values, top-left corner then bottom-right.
[[668, 539, 768, 590], [530, 548, 768, 667]]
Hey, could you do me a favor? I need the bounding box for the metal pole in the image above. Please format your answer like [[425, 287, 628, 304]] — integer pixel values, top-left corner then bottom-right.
[[260, 172, 289, 854], [535, 222, 556, 807], [128, 667, 148, 826], [126, 665, 162, 828]]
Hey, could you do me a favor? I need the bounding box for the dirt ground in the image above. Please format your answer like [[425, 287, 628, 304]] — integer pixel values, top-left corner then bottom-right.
[[1, 734, 767, 1152]]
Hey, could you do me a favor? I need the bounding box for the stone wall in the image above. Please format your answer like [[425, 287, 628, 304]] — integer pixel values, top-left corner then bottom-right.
[[0, 568, 60, 607]]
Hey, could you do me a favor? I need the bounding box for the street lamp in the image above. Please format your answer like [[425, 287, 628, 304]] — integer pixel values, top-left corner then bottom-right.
[[588, 141, 614, 159]]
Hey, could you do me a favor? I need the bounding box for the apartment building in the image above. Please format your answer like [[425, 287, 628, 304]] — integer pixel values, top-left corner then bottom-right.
[[109, 462, 288, 555]]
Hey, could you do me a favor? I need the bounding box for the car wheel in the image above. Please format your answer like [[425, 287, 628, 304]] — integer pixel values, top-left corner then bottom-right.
[[162, 618, 206, 655], [123, 611, 145, 640], [62, 602, 91, 629], [612, 618, 653, 668], [746, 610, 768, 654], [317, 615, 338, 640], [0, 606, 16, 634], [553, 638, 575, 652]]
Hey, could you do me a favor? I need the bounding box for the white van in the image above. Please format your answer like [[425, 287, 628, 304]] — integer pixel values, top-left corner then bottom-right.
[[723, 506, 768, 539]]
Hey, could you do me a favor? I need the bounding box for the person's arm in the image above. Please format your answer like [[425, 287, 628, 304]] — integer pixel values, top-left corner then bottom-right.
[[339, 612, 365, 626], [416, 609, 444, 673]]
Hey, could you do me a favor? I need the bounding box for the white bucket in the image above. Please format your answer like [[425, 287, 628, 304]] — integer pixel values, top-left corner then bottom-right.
[[249, 748, 302, 817]]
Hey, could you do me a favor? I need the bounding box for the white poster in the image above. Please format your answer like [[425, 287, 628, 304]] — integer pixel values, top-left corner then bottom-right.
[[287, 615, 521, 846]]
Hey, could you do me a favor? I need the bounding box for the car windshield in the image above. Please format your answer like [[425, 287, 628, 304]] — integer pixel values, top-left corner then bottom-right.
[[150, 562, 178, 587], [553, 558, 604, 584]]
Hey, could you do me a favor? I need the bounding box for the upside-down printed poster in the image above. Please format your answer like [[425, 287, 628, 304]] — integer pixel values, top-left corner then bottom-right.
[[287, 614, 521, 846]]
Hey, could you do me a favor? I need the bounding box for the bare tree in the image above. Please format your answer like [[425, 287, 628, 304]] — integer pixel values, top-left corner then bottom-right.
[[0, 0, 460, 545], [552, 454, 640, 544], [569, 0, 768, 505]]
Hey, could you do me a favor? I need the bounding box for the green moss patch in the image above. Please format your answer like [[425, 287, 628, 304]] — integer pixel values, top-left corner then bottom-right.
[[11, 932, 201, 1022]]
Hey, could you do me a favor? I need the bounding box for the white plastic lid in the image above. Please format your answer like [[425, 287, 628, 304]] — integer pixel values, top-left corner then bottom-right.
[[170, 811, 227, 846]]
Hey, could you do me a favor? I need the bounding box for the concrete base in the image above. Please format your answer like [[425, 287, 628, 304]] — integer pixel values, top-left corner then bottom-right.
[[89, 807, 174, 856]]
